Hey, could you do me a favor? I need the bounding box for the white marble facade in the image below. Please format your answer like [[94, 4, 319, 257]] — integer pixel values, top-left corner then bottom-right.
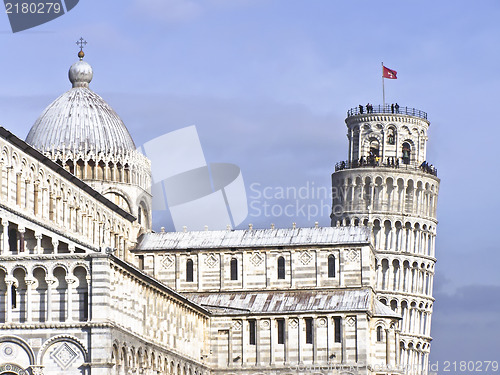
[[0, 56, 439, 375]]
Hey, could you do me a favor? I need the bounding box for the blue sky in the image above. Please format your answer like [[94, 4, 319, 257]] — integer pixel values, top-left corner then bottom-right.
[[0, 0, 499, 372]]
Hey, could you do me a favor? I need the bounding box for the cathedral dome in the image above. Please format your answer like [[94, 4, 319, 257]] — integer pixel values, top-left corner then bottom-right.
[[25, 55, 136, 155]]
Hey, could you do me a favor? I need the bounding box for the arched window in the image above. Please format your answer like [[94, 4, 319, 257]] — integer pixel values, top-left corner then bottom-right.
[[186, 259, 194, 282], [328, 254, 335, 278], [277, 256, 285, 279], [230, 258, 238, 280], [387, 128, 395, 145], [377, 326, 383, 342], [402, 142, 411, 164]]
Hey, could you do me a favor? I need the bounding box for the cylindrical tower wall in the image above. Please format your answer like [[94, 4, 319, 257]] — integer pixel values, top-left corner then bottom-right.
[[332, 108, 440, 374]]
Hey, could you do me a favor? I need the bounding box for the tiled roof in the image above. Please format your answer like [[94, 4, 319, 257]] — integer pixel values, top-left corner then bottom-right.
[[136, 226, 371, 251], [186, 289, 400, 319]]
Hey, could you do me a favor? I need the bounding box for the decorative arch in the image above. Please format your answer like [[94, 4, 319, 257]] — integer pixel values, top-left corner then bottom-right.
[[102, 187, 133, 213], [0, 336, 35, 365], [0, 363, 28, 374], [37, 334, 88, 365]]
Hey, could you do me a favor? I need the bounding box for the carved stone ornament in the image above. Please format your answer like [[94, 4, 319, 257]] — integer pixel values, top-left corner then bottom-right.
[[346, 249, 359, 262], [205, 253, 218, 268], [160, 254, 175, 269], [260, 320, 270, 329], [49, 343, 79, 370], [250, 252, 264, 267], [299, 251, 312, 265]]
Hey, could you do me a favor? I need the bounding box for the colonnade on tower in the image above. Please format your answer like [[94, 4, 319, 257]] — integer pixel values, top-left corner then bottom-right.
[[331, 105, 440, 375]]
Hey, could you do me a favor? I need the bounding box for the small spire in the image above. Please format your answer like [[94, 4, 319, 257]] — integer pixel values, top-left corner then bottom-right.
[[76, 37, 87, 60]]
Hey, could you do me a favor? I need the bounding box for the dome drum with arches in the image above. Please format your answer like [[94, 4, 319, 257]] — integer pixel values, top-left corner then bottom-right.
[[24, 43, 152, 231]]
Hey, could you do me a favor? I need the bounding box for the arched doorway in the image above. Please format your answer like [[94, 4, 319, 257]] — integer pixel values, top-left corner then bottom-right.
[[370, 139, 380, 157], [369, 139, 380, 165]]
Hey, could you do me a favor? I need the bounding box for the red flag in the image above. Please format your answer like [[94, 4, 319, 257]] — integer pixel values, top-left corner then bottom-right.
[[383, 66, 397, 79]]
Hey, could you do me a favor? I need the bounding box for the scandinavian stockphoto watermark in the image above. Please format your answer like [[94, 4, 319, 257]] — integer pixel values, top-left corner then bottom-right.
[[139, 126, 248, 232], [4, 0, 79, 33], [248, 182, 355, 221]]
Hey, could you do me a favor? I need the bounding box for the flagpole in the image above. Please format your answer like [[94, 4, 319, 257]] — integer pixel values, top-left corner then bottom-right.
[[382, 62, 385, 110]]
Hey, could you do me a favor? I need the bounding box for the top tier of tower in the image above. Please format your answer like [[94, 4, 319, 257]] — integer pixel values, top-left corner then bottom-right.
[[339, 105, 435, 175]]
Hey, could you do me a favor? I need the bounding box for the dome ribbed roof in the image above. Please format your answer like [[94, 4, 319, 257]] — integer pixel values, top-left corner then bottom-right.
[[26, 58, 136, 155]]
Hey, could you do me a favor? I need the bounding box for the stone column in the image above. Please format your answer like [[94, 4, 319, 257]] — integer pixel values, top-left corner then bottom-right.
[[45, 277, 55, 322], [348, 128, 353, 163], [68, 207, 73, 232], [35, 233, 43, 254], [284, 317, 290, 363], [370, 183, 375, 210], [387, 262, 394, 291], [5, 279, 14, 323], [297, 318, 302, 364], [83, 160, 88, 180], [0, 164, 3, 200], [395, 329, 400, 366], [327, 316, 333, 363], [175, 254, 180, 290], [62, 200, 67, 228], [240, 320, 246, 365], [401, 228, 407, 252], [358, 128, 362, 160], [269, 319, 274, 365], [66, 276, 77, 322], [390, 227, 397, 251], [86, 275, 91, 321], [385, 328, 390, 365], [241, 252, 245, 290], [197, 253, 202, 291], [341, 316, 346, 363], [312, 317, 317, 363], [52, 239, 59, 254], [255, 318, 261, 365], [34, 182, 39, 216], [376, 261, 382, 289], [16, 172, 22, 206], [25, 278, 36, 322], [18, 227, 25, 254], [220, 253, 224, 290]]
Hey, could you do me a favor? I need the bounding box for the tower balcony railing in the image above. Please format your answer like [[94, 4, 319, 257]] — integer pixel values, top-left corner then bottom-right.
[[335, 159, 438, 177], [347, 105, 427, 120]]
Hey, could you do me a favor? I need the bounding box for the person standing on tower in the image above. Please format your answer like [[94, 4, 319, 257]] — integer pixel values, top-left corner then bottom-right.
[[395, 103, 400, 113]]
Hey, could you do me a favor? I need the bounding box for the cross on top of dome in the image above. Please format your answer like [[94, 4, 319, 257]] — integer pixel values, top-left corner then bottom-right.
[[76, 37, 87, 60], [69, 38, 92, 88]]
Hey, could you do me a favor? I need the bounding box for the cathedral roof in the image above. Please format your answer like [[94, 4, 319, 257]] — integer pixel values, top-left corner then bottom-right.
[[136, 226, 371, 250], [25, 52, 136, 155], [187, 290, 400, 319]]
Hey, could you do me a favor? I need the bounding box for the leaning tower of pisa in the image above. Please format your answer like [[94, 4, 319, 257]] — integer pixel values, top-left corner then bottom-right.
[[331, 105, 440, 374]]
